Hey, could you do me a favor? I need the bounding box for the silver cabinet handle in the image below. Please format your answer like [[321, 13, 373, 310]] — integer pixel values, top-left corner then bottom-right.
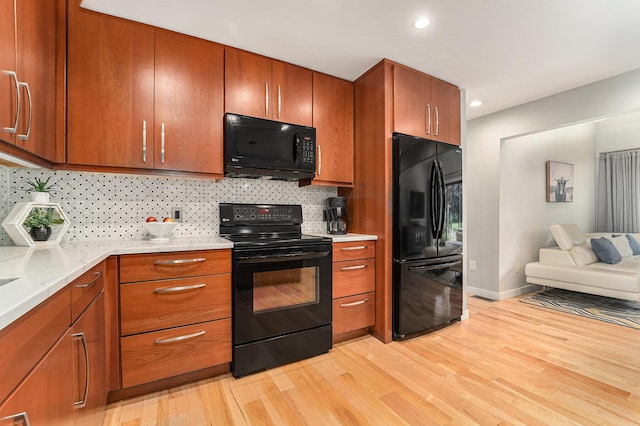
[[161, 122, 165, 164], [339, 264, 367, 271], [340, 245, 368, 251], [277, 84, 281, 119], [72, 332, 89, 409], [317, 144, 322, 176], [154, 330, 205, 344], [2, 70, 20, 134], [425, 104, 431, 135], [142, 120, 147, 163], [153, 257, 207, 265], [0, 412, 32, 426], [75, 271, 102, 288], [340, 298, 368, 307], [434, 106, 439, 136], [154, 283, 206, 294], [17, 82, 31, 141], [265, 82, 269, 117]]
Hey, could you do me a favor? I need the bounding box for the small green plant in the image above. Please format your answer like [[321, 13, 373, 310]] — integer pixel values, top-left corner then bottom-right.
[[23, 177, 58, 193], [23, 208, 64, 228]]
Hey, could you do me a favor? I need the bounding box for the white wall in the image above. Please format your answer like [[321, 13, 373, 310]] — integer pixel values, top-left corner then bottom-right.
[[466, 67, 640, 300], [595, 109, 640, 154], [497, 123, 596, 298]]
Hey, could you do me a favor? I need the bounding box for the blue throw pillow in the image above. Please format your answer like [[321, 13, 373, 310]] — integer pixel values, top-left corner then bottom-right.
[[626, 234, 640, 255], [590, 237, 621, 264]]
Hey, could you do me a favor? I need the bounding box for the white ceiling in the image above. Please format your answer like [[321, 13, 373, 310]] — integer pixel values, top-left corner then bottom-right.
[[80, 0, 640, 120]]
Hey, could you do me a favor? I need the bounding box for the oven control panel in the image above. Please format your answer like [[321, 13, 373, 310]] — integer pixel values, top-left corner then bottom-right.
[[220, 203, 303, 225]]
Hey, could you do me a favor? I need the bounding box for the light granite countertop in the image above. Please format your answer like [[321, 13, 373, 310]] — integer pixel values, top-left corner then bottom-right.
[[0, 236, 232, 332], [309, 232, 377, 242]]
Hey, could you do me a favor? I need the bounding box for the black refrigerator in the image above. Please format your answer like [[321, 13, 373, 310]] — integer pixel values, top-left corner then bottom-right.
[[392, 132, 463, 340]]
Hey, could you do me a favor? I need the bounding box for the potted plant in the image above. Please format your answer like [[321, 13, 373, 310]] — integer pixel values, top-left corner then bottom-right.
[[23, 177, 58, 202], [22, 207, 64, 242]]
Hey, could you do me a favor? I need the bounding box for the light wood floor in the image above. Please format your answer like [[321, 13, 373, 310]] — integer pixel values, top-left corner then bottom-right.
[[103, 294, 640, 425]]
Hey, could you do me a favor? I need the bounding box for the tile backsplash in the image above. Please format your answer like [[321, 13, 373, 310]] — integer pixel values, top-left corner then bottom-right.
[[0, 168, 336, 246]]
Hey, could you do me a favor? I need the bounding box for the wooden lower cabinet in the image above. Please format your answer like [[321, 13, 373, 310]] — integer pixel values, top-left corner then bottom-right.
[[72, 292, 107, 426], [0, 329, 74, 425], [118, 250, 232, 390], [332, 241, 376, 342], [121, 318, 231, 388]]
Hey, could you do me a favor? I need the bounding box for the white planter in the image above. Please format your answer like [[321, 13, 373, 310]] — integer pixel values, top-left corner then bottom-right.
[[29, 192, 50, 203]]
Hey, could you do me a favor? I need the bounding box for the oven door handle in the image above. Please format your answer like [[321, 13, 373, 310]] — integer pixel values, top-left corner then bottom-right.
[[236, 250, 331, 264]]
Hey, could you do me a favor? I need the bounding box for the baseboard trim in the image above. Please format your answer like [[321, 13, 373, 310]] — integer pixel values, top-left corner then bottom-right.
[[467, 284, 541, 301]]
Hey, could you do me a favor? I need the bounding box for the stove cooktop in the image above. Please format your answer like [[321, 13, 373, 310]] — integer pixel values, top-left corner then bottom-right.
[[223, 233, 329, 248]]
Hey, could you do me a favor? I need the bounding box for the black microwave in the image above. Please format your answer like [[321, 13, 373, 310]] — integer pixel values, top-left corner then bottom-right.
[[224, 113, 316, 181]]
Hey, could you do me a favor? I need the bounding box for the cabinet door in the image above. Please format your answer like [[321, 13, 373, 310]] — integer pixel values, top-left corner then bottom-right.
[[14, 0, 57, 160], [312, 72, 354, 186], [72, 293, 107, 426], [393, 64, 431, 138], [154, 31, 224, 174], [67, 0, 154, 168], [430, 78, 461, 145], [0, 0, 17, 145], [0, 329, 74, 426], [224, 48, 272, 119], [271, 60, 312, 126]]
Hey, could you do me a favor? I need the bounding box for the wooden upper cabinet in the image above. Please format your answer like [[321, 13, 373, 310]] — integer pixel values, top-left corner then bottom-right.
[[0, 0, 59, 161], [393, 64, 431, 139], [312, 72, 354, 186], [67, 2, 154, 169], [225, 48, 312, 126], [430, 77, 461, 145], [154, 30, 224, 174], [0, 0, 17, 146], [393, 64, 461, 145]]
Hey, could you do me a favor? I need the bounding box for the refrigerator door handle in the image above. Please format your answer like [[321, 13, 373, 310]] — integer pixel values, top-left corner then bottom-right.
[[429, 161, 439, 236], [408, 260, 461, 272], [436, 160, 446, 238]]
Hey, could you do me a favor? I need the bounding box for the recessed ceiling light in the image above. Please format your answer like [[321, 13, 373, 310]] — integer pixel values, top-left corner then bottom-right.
[[469, 100, 483, 107], [413, 17, 431, 30]]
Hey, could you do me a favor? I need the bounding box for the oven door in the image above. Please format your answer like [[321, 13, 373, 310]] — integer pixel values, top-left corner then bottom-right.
[[232, 242, 332, 345]]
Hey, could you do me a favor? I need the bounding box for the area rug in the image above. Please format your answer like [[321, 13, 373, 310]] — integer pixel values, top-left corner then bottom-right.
[[519, 288, 640, 330]]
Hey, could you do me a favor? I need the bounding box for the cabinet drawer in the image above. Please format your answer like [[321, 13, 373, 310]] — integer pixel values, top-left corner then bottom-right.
[[119, 249, 231, 283], [332, 292, 375, 335], [121, 318, 231, 388], [0, 286, 70, 403], [333, 241, 375, 262], [333, 258, 375, 298], [71, 261, 105, 322], [120, 274, 231, 335]]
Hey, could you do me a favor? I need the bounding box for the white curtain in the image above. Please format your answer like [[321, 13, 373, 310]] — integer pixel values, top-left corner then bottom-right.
[[596, 149, 640, 232]]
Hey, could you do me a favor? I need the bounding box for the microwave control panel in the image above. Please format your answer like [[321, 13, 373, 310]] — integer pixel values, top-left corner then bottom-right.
[[296, 135, 315, 166]]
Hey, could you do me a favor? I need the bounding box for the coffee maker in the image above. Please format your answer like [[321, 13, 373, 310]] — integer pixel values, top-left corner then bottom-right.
[[324, 197, 348, 235]]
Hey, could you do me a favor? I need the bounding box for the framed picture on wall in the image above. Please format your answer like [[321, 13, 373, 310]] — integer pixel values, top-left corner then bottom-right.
[[546, 161, 574, 202]]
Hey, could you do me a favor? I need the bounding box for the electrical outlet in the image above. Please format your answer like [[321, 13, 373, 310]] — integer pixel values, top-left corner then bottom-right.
[[171, 207, 183, 222], [469, 260, 477, 271], [515, 262, 521, 273]]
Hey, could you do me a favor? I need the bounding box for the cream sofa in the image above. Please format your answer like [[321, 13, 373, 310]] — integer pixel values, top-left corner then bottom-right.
[[525, 224, 640, 302]]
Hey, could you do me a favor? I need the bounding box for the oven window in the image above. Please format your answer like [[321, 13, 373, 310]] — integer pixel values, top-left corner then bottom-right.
[[253, 266, 319, 313]]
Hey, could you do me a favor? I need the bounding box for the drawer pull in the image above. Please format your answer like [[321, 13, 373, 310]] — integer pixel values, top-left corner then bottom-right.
[[340, 245, 367, 251], [340, 264, 367, 271], [75, 271, 102, 288], [153, 258, 206, 265], [340, 298, 368, 307], [154, 283, 206, 294], [154, 330, 206, 345], [0, 412, 31, 425]]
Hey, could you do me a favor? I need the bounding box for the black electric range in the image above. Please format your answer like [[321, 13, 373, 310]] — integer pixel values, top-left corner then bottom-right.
[[219, 203, 333, 377]]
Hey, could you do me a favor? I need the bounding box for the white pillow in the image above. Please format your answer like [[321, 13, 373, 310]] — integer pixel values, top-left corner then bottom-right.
[[607, 235, 633, 258], [569, 243, 599, 265]]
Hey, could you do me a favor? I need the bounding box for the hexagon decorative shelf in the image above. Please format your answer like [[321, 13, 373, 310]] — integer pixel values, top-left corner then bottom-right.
[[2, 202, 70, 246]]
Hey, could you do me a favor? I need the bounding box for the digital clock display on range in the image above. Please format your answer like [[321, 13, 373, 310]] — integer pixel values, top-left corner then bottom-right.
[[258, 208, 270, 214]]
